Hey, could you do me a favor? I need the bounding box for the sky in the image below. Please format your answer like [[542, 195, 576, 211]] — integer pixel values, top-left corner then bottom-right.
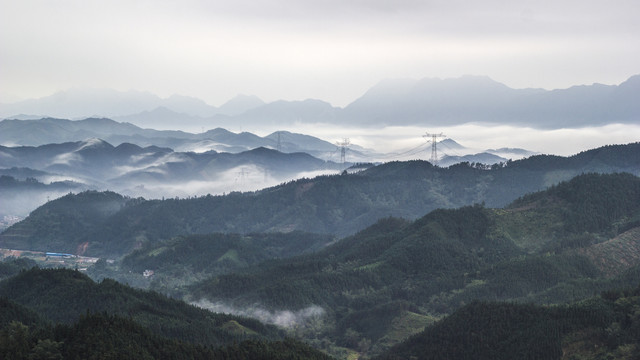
[[1, 0, 639, 107]]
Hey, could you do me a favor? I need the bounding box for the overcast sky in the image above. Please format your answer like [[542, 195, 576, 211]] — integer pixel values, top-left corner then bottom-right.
[[1, 0, 639, 107]]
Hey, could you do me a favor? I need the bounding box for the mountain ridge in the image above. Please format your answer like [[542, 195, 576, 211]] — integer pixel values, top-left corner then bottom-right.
[[3, 74, 638, 129]]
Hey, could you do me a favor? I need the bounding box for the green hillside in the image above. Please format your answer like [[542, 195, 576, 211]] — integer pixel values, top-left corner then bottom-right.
[[111, 232, 335, 295], [1, 143, 638, 258], [186, 173, 640, 356]]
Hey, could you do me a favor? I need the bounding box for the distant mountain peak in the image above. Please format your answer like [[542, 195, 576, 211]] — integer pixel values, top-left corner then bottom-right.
[[218, 94, 265, 116], [438, 138, 466, 150], [77, 137, 113, 150], [617, 74, 640, 89]]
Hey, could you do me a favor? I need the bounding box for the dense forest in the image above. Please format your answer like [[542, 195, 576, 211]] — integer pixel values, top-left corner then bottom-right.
[[376, 286, 640, 360], [0, 268, 286, 346], [0, 304, 331, 360], [0, 267, 336, 359]]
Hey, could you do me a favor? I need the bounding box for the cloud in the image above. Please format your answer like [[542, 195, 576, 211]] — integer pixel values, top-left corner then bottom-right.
[[51, 152, 81, 166], [41, 175, 86, 185], [116, 165, 338, 200], [1, 0, 638, 107]]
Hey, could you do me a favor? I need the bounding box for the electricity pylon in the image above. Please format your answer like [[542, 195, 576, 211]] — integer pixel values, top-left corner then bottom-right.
[[423, 132, 446, 166], [336, 138, 351, 165]]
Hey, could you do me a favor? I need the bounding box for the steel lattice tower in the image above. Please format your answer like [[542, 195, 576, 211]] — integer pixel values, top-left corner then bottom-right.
[[423, 132, 446, 166], [336, 138, 351, 165]]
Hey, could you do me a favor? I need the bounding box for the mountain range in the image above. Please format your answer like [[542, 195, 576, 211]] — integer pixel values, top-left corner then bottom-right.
[[0, 137, 344, 212], [2, 75, 639, 129], [0, 117, 378, 160], [0, 117, 334, 152], [0, 116, 533, 168], [0, 117, 543, 225]]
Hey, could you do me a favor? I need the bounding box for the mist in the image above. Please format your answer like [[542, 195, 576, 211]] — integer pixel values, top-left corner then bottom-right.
[[193, 299, 325, 329], [0, 190, 71, 228], [116, 165, 340, 200]]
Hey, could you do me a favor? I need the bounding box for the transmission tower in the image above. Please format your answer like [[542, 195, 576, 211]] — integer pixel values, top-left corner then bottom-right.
[[336, 138, 351, 165], [236, 167, 248, 183], [423, 132, 446, 166]]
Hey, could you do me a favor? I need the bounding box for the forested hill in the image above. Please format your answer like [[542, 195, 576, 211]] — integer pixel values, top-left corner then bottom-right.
[[0, 268, 332, 359], [0, 191, 131, 254], [0, 312, 333, 360], [1, 142, 638, 258], [0, 267, 283, 347], [187, 172, 640, 356]]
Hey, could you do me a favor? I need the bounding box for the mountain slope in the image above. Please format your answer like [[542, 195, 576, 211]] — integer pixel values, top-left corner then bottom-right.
[[113, 231, 335, 294]]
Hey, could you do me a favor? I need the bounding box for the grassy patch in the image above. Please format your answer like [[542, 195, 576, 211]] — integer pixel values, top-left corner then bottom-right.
[[220, 320, 259, 336], [356, 261, 384, 271], [148, 247, 168, 256], [217, 249, 239, 263], [375, 311, 437, 351], [491, 208, 564, 253]]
